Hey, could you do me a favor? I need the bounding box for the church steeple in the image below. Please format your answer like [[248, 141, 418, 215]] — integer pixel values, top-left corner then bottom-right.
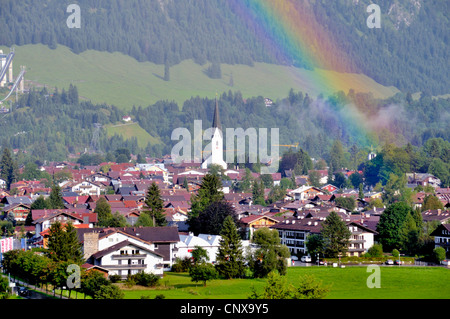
[[212, 94, 221, 130]]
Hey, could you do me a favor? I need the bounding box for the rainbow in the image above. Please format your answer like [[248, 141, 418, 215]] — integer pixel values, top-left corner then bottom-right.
[[227, 0, 387, 147]]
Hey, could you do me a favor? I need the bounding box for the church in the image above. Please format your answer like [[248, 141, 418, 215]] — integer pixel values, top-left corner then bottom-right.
[[201, 97, 227, 170]]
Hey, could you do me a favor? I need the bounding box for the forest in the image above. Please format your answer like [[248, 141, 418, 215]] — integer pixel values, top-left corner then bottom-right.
[[0, 84, 448, 187], [0, 0, 447, 95]]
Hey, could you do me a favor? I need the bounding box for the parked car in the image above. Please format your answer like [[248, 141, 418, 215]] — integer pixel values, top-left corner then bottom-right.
[[385, 259, 394, 265], [18, 287, 30, 297], [394, 260, 402, 265], [301, 255, 312, 263]]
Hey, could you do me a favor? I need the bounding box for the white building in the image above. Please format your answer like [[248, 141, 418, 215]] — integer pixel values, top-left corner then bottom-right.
[[176, 233, 252, 263], [80, 226, 180, 278], [71, 181, 102, 196], [201, 97, 227, 170]]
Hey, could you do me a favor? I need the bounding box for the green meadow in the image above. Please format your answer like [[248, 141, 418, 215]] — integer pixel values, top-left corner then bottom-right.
[[121, 266, 450, 299], [105, 122, 162, 148], [1, 44, 399, 111]]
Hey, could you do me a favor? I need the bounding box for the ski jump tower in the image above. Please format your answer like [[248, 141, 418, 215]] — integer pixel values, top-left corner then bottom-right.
[[0, 48, 26, 105], [0, 48, 14, 88]]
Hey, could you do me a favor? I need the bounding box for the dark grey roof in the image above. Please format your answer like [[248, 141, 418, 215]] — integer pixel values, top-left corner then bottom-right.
[[77, 226, 180, 244], [4, 196, 32, 205], [90, 240, 164, 259]]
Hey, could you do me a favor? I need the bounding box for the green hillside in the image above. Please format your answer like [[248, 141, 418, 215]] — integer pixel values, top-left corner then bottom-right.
[[1, 44, 399, 111], [105, 122, 162, 148]]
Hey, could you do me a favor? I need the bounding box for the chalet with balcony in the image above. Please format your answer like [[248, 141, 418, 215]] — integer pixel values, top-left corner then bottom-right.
[[430, 224, 450, 256], [77, 226, 179, 278]]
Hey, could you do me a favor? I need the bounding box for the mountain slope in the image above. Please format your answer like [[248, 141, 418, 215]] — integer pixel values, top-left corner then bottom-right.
[[1, 44, 399, 110], [0, 0, 447, 94]]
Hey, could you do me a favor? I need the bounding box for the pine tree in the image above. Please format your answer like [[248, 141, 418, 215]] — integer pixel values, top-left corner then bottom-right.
[[0, 147, 18, 190], [47, 221, 83, 264], [321, 211, 351, 258], [215, 215, 245, 279], [48, 184, 65, 209], [94, 197, 113, 226], [164, 60, 170, 81], [252, 180, 265, 206], [143, 182, 167, 227], [188, 174, 224, 234]]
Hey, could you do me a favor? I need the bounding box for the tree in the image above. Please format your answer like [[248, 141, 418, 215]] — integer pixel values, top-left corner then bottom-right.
[[305, 234, 324, 261], [164, 59, 170, 81], [329, 139, 347, 171], [376, 202, 412, 252], [0, 275, 11, 299], [189, 263, 218, 287], [215, 216, 245, 279], [94, 197, 113, 226], [195, 200, 239, 235], [308, 170, 322, 187], [252, 179, 265, 206], [30, 195, 51, 210], [48, 184, 65, 209], [238, 168, 253, 192], [320, 211, 351, 258], [191, 246, 209, 265], [334, 196, 356, 212], [249, 271, 329, 299], [433, 246, 446, 264], [47, 221, 83, 264], [248, 227, 290, 278], [81, 270, 124, 299], [135, 212, 154, 227], [422, 194, 444, 211], [0, 147, 18, 190], [188, 174, 224, 234], [366, 243, 383, 257], [142, 182, 167, 227]]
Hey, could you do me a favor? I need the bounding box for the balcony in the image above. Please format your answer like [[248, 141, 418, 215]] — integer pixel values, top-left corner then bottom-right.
[[102, 263, 147, 270], [112, 254, 146, 260]]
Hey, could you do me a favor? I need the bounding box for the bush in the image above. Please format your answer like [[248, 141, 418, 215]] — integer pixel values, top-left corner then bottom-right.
[[366, 244, 383, 257], [130, 272, 160, 287], [172, 257, 192, 272], [433, 247, 446, 264], [109, 274, 122, 283], [392, 249, 400, 258]]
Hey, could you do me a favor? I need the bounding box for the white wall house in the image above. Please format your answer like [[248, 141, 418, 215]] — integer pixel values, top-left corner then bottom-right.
[[177, 233, 222, 263], [81, 227, 180, 278], [346, 222, 378, 257], [89, 239, 165, 278], [431, 224, 450, 256], [71, 181, 101, 196]]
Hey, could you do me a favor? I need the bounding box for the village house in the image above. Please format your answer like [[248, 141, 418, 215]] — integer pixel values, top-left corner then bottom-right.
[[240, 214, 281, 240], [406, 173, 441, 189], [271, 213, 377, 257], [430, 224, 450, 257], [288, 185, 323, 201], [69, 180, 103, 196], [1, 202, 30, 222], [77, 226, 180, 278]]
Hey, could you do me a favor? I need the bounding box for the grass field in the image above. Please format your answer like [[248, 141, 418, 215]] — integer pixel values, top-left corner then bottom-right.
[[1, 44, 399, 111], [121, 266, 450, 299], [105, 122, 162, 148]]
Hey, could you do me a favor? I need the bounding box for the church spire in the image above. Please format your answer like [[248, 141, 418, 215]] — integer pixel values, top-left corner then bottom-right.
[[212, 93, 221, 130]]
